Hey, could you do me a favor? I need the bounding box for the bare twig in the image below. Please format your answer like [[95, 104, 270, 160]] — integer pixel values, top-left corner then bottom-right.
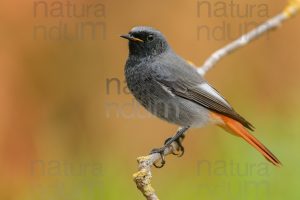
[[133, 1, 299, 199], [197, 0, 300, 76]]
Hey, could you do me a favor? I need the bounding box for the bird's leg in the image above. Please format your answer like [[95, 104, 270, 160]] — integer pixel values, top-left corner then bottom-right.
[[150, 126, 190, 168]]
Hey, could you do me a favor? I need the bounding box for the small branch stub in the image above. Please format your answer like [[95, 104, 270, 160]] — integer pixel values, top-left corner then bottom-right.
[[133, 143, 181, 200], [133, 156, 158, 200]]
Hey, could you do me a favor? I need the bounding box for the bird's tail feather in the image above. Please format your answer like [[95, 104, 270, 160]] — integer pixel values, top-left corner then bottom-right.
[[213, 113, 281, 167]]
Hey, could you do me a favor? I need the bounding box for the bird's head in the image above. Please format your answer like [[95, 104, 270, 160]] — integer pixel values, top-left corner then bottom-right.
[[121, 26, 170, 57]]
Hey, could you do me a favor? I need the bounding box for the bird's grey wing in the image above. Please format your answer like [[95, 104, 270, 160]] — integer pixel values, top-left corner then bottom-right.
[[154, 65, 254, 130]]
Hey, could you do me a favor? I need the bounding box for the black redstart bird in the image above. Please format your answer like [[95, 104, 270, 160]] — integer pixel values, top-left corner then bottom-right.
[[121, 26, 281, 168]]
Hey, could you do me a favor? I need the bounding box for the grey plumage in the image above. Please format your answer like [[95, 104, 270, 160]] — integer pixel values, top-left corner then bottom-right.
[[123, 26, 253, 130]]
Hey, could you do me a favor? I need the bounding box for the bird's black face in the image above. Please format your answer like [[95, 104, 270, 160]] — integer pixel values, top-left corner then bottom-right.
[[121, 27, 170, 58]]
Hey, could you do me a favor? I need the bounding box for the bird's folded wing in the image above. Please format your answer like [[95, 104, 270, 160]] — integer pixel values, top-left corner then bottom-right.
[[156, 78, 254, 130]]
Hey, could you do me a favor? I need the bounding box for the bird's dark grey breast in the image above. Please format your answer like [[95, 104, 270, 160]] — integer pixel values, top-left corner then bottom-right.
[[124, 54, 209, 127], [125, 57, 171, 110]]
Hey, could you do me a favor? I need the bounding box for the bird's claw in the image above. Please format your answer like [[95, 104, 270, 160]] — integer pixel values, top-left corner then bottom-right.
[[164, 136, 185, 157], [149, 135, 186, 168], [150, 148, 166, 168]]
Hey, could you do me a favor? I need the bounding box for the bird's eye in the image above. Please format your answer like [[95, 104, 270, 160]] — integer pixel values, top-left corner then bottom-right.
[[147, 35, 154, 42]]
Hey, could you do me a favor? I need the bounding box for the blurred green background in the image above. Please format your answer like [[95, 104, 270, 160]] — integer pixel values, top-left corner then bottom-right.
[[0, 0, 299, 199]]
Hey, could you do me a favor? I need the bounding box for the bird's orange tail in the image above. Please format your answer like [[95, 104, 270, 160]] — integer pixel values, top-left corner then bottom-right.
[[212, 113, 281, 167]]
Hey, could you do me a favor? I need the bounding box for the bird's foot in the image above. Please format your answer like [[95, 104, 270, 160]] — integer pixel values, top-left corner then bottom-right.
[[150, 147, 166, 168], [149, 135, 185, 168], [164, 135, 185, 157]]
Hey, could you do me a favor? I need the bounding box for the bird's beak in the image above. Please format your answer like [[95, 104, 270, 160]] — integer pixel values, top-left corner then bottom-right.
[[120, 34, 144, 43]]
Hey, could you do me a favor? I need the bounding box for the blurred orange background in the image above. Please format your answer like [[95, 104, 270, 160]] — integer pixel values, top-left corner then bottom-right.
[[0, 0, 299, 199]]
